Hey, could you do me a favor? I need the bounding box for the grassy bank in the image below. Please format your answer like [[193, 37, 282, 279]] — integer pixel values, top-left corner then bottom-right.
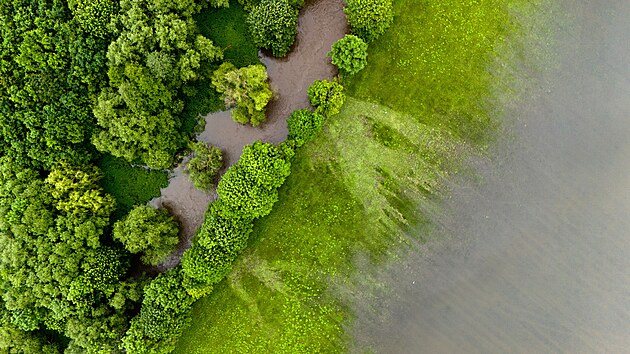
[[175, 0, 539, 352]]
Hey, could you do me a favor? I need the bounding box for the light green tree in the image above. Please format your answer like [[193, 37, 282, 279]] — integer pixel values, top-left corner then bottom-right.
[[113, 205, 180, 266], [211, 62, 273, 126]]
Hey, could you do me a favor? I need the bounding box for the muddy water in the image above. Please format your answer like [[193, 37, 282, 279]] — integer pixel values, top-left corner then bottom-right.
[[150, 0, 347, 268], [200, 0, 347, 166], [352, 1, 630, 352]]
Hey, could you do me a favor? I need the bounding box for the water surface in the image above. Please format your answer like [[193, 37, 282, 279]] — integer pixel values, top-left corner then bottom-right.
[[354, 1, 630, 352]]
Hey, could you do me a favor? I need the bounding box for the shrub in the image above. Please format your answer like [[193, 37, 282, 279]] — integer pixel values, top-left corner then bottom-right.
[[307, 79, 346, 117], [329, 35, 368, 76], [287, 109, 326, 147], [113, 205, 179, 266], [215, 142, 291, 219], [185, 142, 223, 191], [344, 0, 394, 43], [211, 62, 273, 126], [121, 270, 193, 353], [237, 142, 292, 189], [247, 0, 299, 57], [182, 203, 254, 288], [216, 165, 280, 219]]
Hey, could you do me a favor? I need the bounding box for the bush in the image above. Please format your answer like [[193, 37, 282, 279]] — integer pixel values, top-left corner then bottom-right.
[[211, 62, 273, 126], [182, 203, 254, 289], [185, 142, 223, 191], [247, 0, 299, 57], [121, 270, 193, 353], [307, 79, 346, 117], [214, 142, 291, 219], [287, 109, 326, 147], [113, 205, 179, 266], [329, 35, 368, 76], [344, 0, 394, 43]]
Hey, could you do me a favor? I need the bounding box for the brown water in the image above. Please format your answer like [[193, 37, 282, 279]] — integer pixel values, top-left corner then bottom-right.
[[352, 1, 630, 352], [150, 0, 347, 268], [200, 0, 347, 166]]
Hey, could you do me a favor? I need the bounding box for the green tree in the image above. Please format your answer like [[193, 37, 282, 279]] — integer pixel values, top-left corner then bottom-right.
[[0, 159, 137, 352], [247, 0, 298, 57], [329, 34, 369, 76], [0, 0, 112, 168], [185, 142, 224, 191], [113, 205, 179, 266], [211, 62, 273, 126], [287, 109, 326, 147], [95, 0, 224, 168], [121, 269, 193, 354], [307, 79, 346, 117], [344, 0, 394, 43]]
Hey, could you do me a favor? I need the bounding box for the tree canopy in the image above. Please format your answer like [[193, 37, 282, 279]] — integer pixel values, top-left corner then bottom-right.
[[0, 0, 113, 168], [288, 109, 326, 147], [247, 0, 299, 57], [344, 0, 394, 43], [185, 142, 224, 191], [329, 34, 369, 76], [0, 159, 141, 352], [113, 205, 180, 266], [211, 62, 273, 126], [93, 0, 224, 168], [307, 79, 347, 117]]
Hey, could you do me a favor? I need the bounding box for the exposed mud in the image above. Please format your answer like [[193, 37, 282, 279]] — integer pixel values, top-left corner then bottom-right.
[[149, 0, 347, 269]]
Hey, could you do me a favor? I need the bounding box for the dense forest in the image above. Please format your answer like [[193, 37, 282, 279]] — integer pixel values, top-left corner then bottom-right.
[[0, 0, 392, 351]]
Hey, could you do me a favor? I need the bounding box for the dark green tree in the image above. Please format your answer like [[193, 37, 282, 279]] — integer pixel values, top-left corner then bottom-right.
[[95, 0, 224, 168], [121, 269, 194, 354], [0, 0, 113, 168], [0, 160, 138, 352], [185, 142, 224, 191], [329, 34, 369, 76], [247, 0, 299, 57]]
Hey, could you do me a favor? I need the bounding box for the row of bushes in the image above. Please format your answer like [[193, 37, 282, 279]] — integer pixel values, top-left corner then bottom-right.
[[181, 141, 293, 297]]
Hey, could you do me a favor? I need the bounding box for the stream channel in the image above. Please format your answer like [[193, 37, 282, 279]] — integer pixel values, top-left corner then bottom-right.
[[150, 0, 347, 269], [352, 0, 630, 352]]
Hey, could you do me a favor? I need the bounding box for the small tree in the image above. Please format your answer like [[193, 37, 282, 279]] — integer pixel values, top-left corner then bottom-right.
[[307, 79, 346, 117], [329, 35, 368, 76], [247, 0, 298, 57], [113, 205, 179, 266], [344, 0, 394, 43], [185, 142, 223, 191], [287, 109, 325, 147], [211, 62, 273, 126]]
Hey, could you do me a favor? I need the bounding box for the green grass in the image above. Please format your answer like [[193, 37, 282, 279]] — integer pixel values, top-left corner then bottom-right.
[[175, 0, 540, 352], [181, 0, 261, 135], [347, 0, 518, 145], [97, 155, 169, 220]]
